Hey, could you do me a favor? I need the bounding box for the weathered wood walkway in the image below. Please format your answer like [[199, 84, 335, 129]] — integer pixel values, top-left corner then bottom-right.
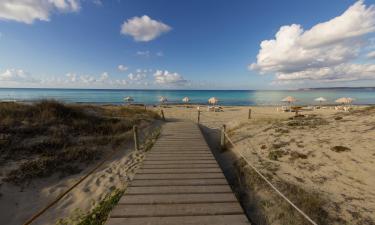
[[106, 121, 250, 225]]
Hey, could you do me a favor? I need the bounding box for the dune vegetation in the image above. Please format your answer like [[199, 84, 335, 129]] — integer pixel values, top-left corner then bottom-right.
[[0, 100, 160, 186]]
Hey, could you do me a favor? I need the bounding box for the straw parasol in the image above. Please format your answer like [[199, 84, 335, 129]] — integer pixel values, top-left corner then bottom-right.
[[335, 97, 353, 104], [208, 97, 219, 105], [182, 97, 190, 103], [281, 96, 297, 104], [314, 97, 327, 106], [159, 96, 168, 104], [124, 96, 134, 104]]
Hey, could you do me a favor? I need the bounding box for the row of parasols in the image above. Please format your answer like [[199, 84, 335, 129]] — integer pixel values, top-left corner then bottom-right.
[[124, 96, 219, 105], [282, 96, 355, 104], [124, 96, 354, 105]]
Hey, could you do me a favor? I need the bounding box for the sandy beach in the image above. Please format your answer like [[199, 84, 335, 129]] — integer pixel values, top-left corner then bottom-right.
[[0, 102, 161, 225], [158, 104, 375, 224]]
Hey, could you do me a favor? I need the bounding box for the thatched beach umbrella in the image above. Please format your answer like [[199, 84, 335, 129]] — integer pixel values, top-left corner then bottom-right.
[[281, 96, 297, 104], [208, 97, 219, 105], [182, 97, 190, 103], [159, 96, 168, 104], [335, 97, 353, 104], [315, 97, 327, 106], [124, 96, 134, 104]]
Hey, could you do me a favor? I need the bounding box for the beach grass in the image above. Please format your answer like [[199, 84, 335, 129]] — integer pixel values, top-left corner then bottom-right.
[[0, 100, 160, 185]]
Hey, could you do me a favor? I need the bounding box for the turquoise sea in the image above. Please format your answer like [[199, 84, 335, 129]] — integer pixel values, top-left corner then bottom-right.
[[0, 88, 374, 106]]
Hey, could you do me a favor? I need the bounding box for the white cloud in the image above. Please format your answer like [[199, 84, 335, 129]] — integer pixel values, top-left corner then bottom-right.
[[0, 68, 37, 82], [117, 64, 128, 72], [153, 70, 187, 85], [366, 50, 375, 58], [136, 50, 150, 57], [121, 15, 171, 42], [276, 63, 375, 82], [250, 0, 375, 83], [128, 72, 146, 81], [0, 0, 80, 24], [156, 51, 164, 57]]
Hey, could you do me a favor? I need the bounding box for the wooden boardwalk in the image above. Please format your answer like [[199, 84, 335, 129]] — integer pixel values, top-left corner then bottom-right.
[[106, 121, 250, 225]]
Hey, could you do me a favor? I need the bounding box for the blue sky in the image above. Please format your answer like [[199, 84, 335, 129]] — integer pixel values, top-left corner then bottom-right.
[[1, 0, 375, 89]]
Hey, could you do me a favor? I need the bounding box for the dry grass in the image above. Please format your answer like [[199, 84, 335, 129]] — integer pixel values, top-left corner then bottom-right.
[[0, 100, 160, 185], [234, 159, 336, 225]]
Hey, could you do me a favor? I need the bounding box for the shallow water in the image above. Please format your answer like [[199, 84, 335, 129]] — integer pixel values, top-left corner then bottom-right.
[[0, 88, 374, 105]]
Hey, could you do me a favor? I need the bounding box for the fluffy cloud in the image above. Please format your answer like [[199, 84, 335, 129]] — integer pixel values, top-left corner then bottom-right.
[[117, 64, 128, 72], [250, 0, 375, 83], [128, 72, 147, 81], [121, 15, 171, 42], [136, 51, 150, 57], [0, 68, 37, 82], [366, 50, 375, 58], [0, 0, 80, 24], [65, 72, 110, 84], [154, 70, 187, 85]]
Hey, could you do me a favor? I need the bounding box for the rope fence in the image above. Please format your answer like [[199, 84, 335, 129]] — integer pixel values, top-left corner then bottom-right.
[[166, 107, 319, 225], [154, 107, 318, 224], [23, 124, 155, 225], [223, 132, 318, 225]]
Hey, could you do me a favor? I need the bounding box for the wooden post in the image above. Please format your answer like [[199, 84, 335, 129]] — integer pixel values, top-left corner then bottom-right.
[[220, 124, 226, 151], [133, 125, 139, 151], [197, 110, 200, 124], [144, 105, 147, 111], [161, 109, 165, 121], [248, 108, 252, 119]]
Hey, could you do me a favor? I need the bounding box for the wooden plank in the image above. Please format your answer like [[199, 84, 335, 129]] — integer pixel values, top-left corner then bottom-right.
[[130, 178, 228, 187], [110, 202, 244, 217], [106, 215, 250, 225], [142, 160, 218, 165], [126, 185, 232, 194], [119, 193, 237, 204], [134, 173, 225, 180], [105, 122, 249, 225], [138, 168, 222, 174], [141, 163, 219, 169]]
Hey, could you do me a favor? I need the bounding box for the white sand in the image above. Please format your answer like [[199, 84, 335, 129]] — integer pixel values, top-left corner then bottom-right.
[[0, 148, 145, 225], [159, 104, 375, 224]]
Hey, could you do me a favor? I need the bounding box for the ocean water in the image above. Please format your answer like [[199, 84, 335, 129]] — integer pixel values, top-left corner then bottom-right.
[[0, 88, 374, 106]]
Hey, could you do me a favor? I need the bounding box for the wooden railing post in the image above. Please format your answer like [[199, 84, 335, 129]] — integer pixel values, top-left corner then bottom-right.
[[197, 110, 200, 124], [220, 124, 226, 151], [248, 108, 252, 119], [133, 125, 139, 151], [161, 109, 165, 121]]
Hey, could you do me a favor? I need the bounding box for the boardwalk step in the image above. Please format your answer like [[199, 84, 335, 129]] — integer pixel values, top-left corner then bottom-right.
[[126, 185, 231, 194], [111, 202, 244, 217], [105, 122, 249, 225], [106, 215, 249, 225], [119, 193, 237, 204], [130, 178, 228, 187]]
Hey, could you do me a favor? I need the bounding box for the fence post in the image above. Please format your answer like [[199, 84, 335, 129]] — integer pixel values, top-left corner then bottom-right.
[[220, 124, 226, 151], [133, 125, 139, 151], [197, 110, 200, 124], [248, 108, 252, 119], [161, 109, 165, 121]]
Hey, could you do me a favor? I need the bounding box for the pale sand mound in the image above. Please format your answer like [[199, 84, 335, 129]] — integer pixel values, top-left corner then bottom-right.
[[0, 148, 145, 225], [229, 107, 375, 224]]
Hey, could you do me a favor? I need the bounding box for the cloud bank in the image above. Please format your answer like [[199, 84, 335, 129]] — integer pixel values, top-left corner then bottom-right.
[[121, 15, 171, 42], [154, 70, 187, 85], [0, 0, 80, 24], [250, 0, 375, 84]]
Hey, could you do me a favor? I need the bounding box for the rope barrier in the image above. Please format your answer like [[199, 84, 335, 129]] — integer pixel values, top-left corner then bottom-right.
[[23, 127, 153, 225], [223, 132, 318, 225], [23, 149, 118, 225]]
